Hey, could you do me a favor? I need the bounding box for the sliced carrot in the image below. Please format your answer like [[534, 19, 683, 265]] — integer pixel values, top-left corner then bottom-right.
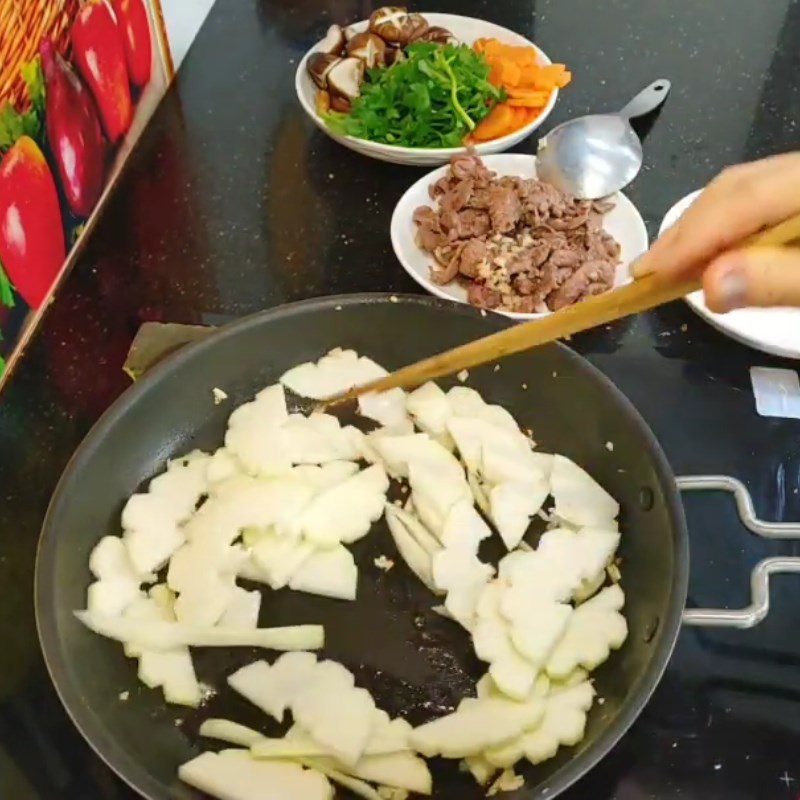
[[488, 62, 504, 87], [507, 106, 523, 127], [507, 87, 550, 104], [514, 73, 536, 90], [499, 60, 522, 87], [481, 39, 507, 59], [534, 64, 566, 81], [508, 106, 530, 131], [507, 97, 540, 108], [473, 103, 516, 141], [515, 65, 549, 89], [528, 64, 566, 90], [490, 42, 536, 64], [507, 45, 538, 65]]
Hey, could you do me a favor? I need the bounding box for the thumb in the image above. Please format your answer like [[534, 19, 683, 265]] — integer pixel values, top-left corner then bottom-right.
[[703, 246, 800, 312]]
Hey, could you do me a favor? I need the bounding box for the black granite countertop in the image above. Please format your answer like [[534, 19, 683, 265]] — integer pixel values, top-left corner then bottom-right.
[[3, 1, 800, 798]]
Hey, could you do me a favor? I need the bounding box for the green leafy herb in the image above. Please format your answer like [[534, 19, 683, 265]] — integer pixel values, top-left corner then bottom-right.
[[0, 57, 46, 153], [22, 57, 45, 117], [0, 106, 36, 151], [0, 261, 14, 308], [327, 42, 503, 148]]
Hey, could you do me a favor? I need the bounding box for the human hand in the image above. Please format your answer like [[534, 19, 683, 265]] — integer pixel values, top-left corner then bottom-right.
[[633, 153, 800, 312]]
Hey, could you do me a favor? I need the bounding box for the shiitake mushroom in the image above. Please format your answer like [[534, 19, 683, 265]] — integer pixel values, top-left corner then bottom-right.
[[327, 57, 365, 112], [317, 23, 346, 56], [307, 52, 342, 89], [384, 44, 407, 67], [346, 32, 387, 69], [368, 7, 428, 45], [410, 25, 455, 45]]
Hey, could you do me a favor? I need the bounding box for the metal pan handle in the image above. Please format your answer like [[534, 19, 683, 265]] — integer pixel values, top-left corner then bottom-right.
[[678, 475, 800, 628]]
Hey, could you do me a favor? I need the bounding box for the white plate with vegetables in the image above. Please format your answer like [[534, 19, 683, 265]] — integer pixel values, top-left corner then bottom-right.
[[295, 11, 564, 166]]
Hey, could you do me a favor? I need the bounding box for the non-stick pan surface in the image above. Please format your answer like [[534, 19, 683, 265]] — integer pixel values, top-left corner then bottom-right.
[[36, 295, 688, 800]]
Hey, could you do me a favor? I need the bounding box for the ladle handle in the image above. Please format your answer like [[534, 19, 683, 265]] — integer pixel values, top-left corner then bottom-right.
[[618, 79, 671, 119]]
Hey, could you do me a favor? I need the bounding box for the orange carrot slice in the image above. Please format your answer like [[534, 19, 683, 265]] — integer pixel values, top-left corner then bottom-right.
[[509, 106, 530, 131], [507, 98, 548, 109], [507, 88, 551, 104], [500, 60, 522, 87], [482, 39, 506, 59], [530, 64, 567, 90], [473, 103, 516, 141]]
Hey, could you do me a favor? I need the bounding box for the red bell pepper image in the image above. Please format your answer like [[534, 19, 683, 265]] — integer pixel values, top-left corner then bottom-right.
[[0, 137, 66, 309], [72, 0, 133, 143], [112, 0, 152, 88], [40, 39, 107, 218]]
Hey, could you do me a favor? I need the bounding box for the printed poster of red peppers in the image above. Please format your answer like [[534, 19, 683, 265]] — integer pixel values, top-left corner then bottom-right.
[[0, 0, 172, 382]]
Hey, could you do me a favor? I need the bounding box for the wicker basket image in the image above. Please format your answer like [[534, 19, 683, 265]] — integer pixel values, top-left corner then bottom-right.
[[0, 0, 79, 109]]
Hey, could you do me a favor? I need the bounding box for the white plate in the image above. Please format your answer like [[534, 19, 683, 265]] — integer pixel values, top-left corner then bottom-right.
[[391, 153, 649, 319], [660, 190, 800, 359], [295, 13, 559, 166]]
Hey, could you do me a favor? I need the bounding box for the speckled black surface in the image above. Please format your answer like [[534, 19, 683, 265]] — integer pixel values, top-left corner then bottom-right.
[[2, 0, 800, 798]]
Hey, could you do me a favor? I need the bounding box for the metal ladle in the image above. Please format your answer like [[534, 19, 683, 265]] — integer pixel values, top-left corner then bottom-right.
[[536, 79, 671, 199]]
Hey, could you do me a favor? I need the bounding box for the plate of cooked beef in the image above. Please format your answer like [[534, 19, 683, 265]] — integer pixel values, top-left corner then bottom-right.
[[391, 153, 648, 317]]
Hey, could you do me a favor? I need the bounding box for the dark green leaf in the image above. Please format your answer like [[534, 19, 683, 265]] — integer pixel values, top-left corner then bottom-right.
[[408, 82, 430, 112], [0, 105, 26, 151], [0, 259, 15, 308]]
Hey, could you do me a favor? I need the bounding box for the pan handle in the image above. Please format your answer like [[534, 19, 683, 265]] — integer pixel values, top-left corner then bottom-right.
[[677, 475, 800, 628]]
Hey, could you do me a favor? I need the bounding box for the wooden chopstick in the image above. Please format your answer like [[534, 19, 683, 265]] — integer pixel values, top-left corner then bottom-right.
[[328, 210, 800, 405]]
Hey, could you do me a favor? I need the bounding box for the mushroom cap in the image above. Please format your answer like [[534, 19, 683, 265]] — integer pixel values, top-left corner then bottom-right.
[[307, 52, 342, 89], [346, 31, 387, 69], [404, 13, 430, 43], [327, 56, 365, 101], [410, 25, 455, 45], [318, 23, 346, 56], [384, 44, 407, 67], [368, 6, 427, 45], [368, 6, 407, 32]]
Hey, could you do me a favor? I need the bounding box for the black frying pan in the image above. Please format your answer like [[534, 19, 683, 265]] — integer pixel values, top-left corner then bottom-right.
[[35, 294, 689, 799]]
